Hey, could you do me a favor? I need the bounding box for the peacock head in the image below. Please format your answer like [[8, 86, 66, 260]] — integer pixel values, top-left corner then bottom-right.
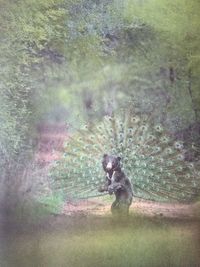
[[102, 154, 121, 173]]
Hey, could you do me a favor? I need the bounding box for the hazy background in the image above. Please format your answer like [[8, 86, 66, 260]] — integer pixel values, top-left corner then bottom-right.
[[0, 1, 200, 266]]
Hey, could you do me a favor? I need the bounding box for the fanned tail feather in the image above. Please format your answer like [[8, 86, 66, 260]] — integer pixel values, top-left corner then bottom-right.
[[50, 108, 200, 202]]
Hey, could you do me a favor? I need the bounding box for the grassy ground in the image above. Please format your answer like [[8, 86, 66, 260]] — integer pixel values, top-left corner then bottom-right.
[[4, 214, 200, 267]]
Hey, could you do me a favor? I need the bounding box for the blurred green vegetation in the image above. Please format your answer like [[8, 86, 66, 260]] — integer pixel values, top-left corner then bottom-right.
[[1, 0, 200, 218], [7, 215, 200, 267]]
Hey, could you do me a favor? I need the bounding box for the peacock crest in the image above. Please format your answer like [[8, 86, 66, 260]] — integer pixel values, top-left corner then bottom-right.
[[51, 108, 200, 203]]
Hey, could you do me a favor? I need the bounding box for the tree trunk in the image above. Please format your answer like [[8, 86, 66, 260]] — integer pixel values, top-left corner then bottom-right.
[[187, 69, 198, 121]]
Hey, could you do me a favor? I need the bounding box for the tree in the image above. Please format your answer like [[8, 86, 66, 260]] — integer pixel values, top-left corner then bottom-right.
[[123, 0, 200, 120]]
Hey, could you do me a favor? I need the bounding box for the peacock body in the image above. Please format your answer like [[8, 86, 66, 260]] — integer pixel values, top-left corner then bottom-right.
[[51, 108, 200, 203]]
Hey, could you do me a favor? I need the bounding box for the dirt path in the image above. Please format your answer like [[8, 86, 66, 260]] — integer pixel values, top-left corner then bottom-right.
[[35, 123, 68, 166], [61, 198, 199, 219]]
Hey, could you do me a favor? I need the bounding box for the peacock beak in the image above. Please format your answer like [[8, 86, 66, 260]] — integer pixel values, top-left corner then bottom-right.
[[106, 161, 112, 170]]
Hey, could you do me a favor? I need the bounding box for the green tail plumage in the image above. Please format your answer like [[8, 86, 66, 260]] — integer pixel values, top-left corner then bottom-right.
[[51, 108, 200, 203]]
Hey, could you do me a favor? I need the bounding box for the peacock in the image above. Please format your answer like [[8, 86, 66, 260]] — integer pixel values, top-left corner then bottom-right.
[[50, 107, 200, 203]]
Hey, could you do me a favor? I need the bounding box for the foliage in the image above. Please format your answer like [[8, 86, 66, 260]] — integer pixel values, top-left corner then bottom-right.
[[122, 0, 200, 119], [0, 0, 68, 215]]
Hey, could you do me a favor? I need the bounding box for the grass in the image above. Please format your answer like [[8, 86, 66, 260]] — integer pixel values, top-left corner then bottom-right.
[[5, 214, 200, 267]]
